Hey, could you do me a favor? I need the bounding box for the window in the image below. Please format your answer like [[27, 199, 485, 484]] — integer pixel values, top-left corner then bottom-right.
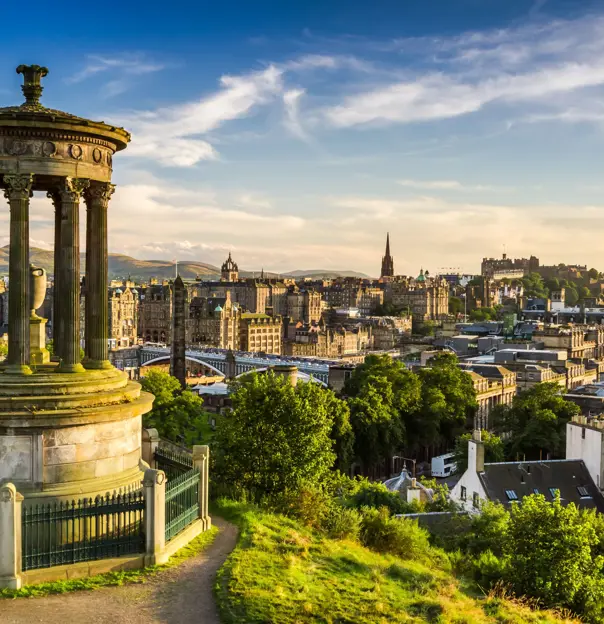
[[549, 487, 560, 499], [577, 486, 590, 497], [505, 490, 518, 501], [472, 492, 480, 508], [460, 486, 467, 501]]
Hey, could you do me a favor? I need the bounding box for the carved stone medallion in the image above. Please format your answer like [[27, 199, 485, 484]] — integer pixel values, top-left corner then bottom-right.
[[42, 141, 57, 157], [92, 148, 102, 163], [69, 144, 83, 160]]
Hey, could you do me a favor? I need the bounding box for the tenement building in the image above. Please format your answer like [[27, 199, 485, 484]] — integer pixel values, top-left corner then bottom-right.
[[188, 291, 241, 350], [109, 281, 139, 348], [388, 270, 449, 320], [286, 288, 322, 323], [239, 313, 282, 354], [139, 282, 172, 344]]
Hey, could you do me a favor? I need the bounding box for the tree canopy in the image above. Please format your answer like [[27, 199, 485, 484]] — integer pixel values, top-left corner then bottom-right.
[[140, 369, 209, 446], [492, 382, 580, 460], [213, 372, 351, 497]]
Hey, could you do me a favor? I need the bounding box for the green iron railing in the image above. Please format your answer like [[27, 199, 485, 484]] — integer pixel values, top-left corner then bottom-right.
[[165, 468, 200, 542], [22, 490, 145, 572], [155, 446, 193, 481]]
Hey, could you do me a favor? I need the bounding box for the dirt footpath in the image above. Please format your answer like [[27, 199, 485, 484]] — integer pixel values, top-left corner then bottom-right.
[[2, 518, 238, 624]]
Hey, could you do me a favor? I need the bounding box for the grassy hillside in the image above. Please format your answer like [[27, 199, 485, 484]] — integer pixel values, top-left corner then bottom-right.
[[214, 500, 578, 624]]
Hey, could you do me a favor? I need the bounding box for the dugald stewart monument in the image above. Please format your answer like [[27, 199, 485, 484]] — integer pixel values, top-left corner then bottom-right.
[[0, 66, 153, 502]]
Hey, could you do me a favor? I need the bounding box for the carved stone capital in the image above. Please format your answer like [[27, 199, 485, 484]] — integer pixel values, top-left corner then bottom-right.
[[46, 190, 60, 208], [3, 174, 34, 200], [58, 177, 90, 203], [85, 182, 115, 206]]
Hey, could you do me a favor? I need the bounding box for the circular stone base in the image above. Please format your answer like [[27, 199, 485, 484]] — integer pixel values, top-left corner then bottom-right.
[[0, 365, 154, 504]]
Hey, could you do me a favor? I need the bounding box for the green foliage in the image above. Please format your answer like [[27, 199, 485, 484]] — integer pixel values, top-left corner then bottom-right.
[[565, 287, 579, 306], [522, 273, 549, 299], [359, 507, 434, 562], [453, 431, 504, 473], [140, 370, 210, 446], [470, 307, 498, 321], [449, 296, 463, 315], [0, 342, 7, 358], [416, 320, 437, 336], [348, 481, 410, 515], [214, 498, 577, 624], [414, 353, 477, 450], [588, 268, 599, 281], [504, 495, 604, 620], [492, 383, 580, 460], [213, 372, 350, 498]]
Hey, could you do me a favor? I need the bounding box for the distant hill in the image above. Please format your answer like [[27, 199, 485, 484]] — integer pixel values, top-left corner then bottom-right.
[[283, 269, 371, 279], [0, 247, 369, 281]]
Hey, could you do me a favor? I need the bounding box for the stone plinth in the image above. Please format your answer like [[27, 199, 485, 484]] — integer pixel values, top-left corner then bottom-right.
[[0, 366, 153, 503], [30, 317, 49, 365]]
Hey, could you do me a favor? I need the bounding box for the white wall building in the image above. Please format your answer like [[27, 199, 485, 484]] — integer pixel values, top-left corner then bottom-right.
[[566, 416, 604, 490]]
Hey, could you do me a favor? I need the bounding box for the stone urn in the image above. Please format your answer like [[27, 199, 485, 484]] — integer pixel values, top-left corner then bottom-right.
[[30, 265, 46, 319]]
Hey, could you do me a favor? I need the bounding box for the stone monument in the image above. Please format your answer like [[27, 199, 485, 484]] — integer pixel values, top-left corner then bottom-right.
[[170, 275, 186, 388], [0, 65, 154, 503]]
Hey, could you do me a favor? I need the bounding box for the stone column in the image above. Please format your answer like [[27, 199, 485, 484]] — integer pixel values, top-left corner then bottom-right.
[[84, 183, 114, 369], [192, 445, 211, 530], [48, 192, 62, 360], [0, 483, 24, 589], [3, 174, 34, 375], [57, 178, 89, 373], [170, 276, 186, 388], [143, 468, 166, 565]]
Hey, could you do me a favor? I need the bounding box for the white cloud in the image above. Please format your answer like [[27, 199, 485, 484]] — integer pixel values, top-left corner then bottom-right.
[[119, 65, 284, 166], [397, 179, 502, 191], [67, 54, 165, 85], [283, 88, 309, 140]]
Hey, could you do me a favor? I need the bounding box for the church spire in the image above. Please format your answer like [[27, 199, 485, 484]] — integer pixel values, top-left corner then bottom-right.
[[380, 232, 394, 279]]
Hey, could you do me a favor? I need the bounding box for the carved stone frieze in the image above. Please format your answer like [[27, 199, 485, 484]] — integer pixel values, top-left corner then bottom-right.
[[0, 136, 114, 166]]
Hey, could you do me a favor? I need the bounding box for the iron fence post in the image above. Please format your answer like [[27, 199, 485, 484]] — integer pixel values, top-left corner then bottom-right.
[[0, 483, 23, 589], [143, 468, 166, 565]]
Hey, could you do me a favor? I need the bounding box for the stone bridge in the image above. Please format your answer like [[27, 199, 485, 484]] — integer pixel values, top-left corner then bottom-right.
[[140, 347, 331, 385]]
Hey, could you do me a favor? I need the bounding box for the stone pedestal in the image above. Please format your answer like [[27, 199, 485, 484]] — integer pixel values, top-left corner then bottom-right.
[[30, 317, 50, 365], [0, 484, 23, 589]]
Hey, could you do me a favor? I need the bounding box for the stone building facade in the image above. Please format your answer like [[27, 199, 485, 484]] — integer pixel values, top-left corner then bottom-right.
[[286, 289, 322, 323], [239, 313, 282, 354], [139, 283, 172, 344], [389, 270, 449, 320], [283, 323, 372, 358], [188, 291, 241, 350], [109, 282, 139, 348]]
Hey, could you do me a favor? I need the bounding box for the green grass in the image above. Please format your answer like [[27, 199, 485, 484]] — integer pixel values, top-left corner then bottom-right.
[[213, 499, 578, 624], [0, 525, 218, 599]]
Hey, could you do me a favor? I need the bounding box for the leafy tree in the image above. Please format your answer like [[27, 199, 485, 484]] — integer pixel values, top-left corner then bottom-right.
[[469, 307, 498, 321], [348, 375, 404, 470], [415, 320, 436, 336], [579, 285, 592, 300], [213, 372, 350, 497], [545, 277, 560, 292], [140, 369, 209, 446], [449, 296, 463, 316], [504, 495, 604, 618], [565, 286, 579, 306], [588, 268, 599, 281], [522, 273, 548, 299], [492, 382, 580, 460], [414, 353, 477, 450], [0, 342, 7, 358], [453, 430, 504, 472], [345, 355, 421, 469]]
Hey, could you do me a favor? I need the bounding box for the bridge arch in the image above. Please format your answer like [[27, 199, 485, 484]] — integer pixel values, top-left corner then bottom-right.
[[235, 367, 327, 386], [141, 355, 225, 377]]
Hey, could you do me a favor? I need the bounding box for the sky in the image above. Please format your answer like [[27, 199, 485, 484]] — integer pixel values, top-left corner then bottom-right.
[[1, 0, 604, 277]]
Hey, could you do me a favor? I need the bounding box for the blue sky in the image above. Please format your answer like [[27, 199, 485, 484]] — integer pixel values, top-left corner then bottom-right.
[[2, 0, 604, 276]]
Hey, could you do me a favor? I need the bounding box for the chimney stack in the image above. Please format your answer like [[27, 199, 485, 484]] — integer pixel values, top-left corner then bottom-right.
[[469, 429, 485, 473]]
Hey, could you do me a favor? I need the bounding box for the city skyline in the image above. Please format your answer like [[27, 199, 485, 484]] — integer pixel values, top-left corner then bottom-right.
[[2, 0, 604, 274]]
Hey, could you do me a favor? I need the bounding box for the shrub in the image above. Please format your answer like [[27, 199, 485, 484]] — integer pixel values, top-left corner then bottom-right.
[[472, 550, 509, 590], [359, 507, 433, 563], [348, 482, 410, 515], [273, 483, 332, 530], [324, 506, 361, 541]]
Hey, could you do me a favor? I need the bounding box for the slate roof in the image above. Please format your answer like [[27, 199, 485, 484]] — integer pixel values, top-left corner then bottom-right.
[[479, 459, 604, 512]]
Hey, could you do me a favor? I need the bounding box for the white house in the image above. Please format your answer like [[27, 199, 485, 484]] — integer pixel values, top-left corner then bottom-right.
[[450, 429, 604, 513], [566, 415, 604, 490]]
